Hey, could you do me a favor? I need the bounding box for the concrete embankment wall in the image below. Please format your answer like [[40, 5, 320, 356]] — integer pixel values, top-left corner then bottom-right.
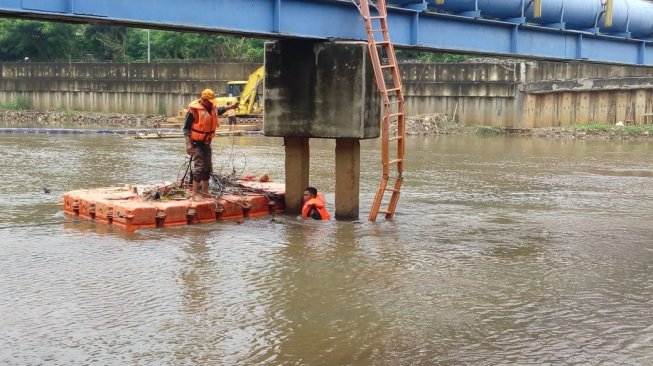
[[2, 60, 653, 127], [0, 62, 260, 116], [519, 62, 653, 127], [400, 61, 653, 127], [401, 62, 518, 126]]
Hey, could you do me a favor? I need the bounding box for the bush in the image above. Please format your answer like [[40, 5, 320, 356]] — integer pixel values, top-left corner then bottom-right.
[[0, 94, 32, 110], [156, 101, 167, 116], [474, 125, 503, 136]]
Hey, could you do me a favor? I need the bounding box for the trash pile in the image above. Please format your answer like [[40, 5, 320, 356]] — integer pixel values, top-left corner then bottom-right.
[[1, 110, 165, 128], [390, 113, 459, 136]]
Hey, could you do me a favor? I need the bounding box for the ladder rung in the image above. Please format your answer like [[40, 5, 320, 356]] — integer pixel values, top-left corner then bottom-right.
[[389, 136, 403, 141], [371, 28, 385, 33], [386, 159, 403, 165], [369, 16, 385, 20], [386, 87, 401, 92], [377, 210, 391, 215], [381, 64, 396, 69], [384, 187, 399, 192], [388, 112, 403, 118]]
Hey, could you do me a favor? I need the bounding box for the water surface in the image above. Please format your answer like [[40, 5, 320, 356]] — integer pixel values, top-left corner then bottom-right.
[[0, 133, 651, 365]]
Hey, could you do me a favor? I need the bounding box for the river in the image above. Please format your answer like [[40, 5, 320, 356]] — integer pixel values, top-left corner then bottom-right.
[[0, 132, 652, 365]]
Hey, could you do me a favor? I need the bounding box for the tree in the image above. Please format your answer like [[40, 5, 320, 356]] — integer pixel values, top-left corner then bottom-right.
[[0, 20, 80, 61], [82, 25, 128, 61], [124, 28, 148, 61], [395, 49, 470, 63], [0, 19, 267, 62]]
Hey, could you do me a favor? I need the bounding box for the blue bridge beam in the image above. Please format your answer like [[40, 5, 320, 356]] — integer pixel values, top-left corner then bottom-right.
[[1, 0, 652, 66]]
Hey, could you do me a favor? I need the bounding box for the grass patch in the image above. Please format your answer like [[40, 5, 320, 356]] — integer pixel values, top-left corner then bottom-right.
[[0, 95, 32, 110], [474, 125, 504, 136], [570, 123, 609, 132], [156, 101, 167, 116], [614, 125, 653, 137], [570, 123, 653, 137]]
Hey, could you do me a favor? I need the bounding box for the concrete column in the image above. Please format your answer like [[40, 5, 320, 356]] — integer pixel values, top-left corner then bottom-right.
[[335, 138, 360, 220], [512, 62, 526, 128], [635, 90, 647, 124], [284, 136, 310, 214]]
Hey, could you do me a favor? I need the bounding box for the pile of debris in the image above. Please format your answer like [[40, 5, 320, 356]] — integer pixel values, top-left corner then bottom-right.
[[390, 113, 460, 136], [1, 110, 165, 128]]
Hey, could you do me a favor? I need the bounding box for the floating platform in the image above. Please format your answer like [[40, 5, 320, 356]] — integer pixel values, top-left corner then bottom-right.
[[63, 181, 285, 231]]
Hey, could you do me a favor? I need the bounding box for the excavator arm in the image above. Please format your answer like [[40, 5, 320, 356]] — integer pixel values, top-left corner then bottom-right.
[[237, 66, 265, 116]]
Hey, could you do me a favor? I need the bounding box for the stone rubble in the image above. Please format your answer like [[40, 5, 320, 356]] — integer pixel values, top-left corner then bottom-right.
[[391, 113, 458, 136], [0, 110, 165, 129], [1, 110, 650, 140]]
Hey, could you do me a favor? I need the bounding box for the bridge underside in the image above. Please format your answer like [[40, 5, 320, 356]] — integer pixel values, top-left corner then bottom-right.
[[1, 0, 653, 66]]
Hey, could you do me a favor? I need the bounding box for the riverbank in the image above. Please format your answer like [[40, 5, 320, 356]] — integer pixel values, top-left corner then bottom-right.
[[402, 114, 653, 140], [0, 110, 165, 129], [2, 109, 652, 140]]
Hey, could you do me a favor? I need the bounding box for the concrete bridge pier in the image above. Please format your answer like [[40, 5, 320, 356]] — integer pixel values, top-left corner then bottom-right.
[[283, 136, 309, 215], [283, 137, 360, 220], [264, 40, 380, 220]]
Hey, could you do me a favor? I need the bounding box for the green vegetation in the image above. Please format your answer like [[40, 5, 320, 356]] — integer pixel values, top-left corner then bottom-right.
[[0, 95, 31, 110], [156, 101, 167, 116], [570, 123, 653, 137], [570, 123, 611, 133], [0, 19, 267, 62], [474, 125, 504, 135], [396, 50, 471, 63], [1, 19, 469, 63]]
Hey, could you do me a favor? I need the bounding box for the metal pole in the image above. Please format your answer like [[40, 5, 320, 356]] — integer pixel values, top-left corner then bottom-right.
[[147, 29, 151, 63]]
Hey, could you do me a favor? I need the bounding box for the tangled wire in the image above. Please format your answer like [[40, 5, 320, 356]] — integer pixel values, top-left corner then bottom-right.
[[142, 151, 280, 203]]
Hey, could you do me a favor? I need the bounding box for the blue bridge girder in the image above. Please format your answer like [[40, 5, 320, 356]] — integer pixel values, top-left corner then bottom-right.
[[1, 0, 652, 66]]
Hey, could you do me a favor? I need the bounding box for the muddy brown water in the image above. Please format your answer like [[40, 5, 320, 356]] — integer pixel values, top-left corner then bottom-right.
[[1, 133, 652, 365]]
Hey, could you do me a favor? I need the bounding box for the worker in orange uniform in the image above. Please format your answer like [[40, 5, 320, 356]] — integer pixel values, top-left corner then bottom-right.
[[183, 88, 238, 196], [301, 187, 331, 220], [226, 102, 238, 131]]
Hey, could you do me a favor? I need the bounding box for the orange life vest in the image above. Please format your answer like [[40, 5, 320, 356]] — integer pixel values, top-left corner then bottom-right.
[[301, 193, 331, 220], [188, 100, 218, 143]]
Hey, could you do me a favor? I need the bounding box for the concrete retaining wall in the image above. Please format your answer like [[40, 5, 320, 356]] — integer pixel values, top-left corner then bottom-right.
[[0, 62, 260, 115], [3, 60, 653, 127], [401, 61, 653, 127]]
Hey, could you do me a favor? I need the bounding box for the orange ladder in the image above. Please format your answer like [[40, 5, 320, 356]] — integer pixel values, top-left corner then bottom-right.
[[354, 0, 406, 221]]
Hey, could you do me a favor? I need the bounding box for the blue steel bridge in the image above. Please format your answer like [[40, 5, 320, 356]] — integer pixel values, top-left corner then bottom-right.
[[1, 0, 653, 66]]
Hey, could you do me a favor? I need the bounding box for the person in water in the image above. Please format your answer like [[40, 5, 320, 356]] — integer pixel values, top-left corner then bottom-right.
[[301, 187, 331, 220], [183, 88, 238, 196]]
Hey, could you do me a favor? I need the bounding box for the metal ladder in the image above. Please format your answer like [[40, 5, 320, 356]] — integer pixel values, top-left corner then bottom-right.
[[354, 0, 405, 221]]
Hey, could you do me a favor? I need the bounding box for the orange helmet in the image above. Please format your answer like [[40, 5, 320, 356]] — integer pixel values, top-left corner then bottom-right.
[[201, 88, 215, 100]]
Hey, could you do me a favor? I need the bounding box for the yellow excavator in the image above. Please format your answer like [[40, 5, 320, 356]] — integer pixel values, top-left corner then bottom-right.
[[214, 65, 264, 117], [162, 66, 264, 128]]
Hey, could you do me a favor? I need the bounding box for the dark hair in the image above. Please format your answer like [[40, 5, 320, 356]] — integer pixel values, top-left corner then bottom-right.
[[305, 187, 317, 197]]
